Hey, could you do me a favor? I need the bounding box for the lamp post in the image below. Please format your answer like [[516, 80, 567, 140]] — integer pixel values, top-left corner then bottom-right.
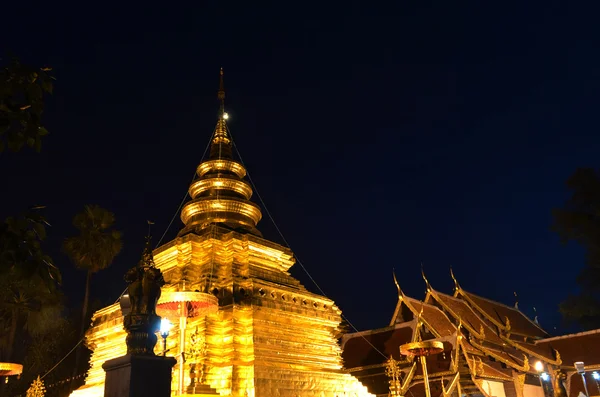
[[160, 318, 172, 356], [534, 361, 547, 396], [591, 371, 599, 395], [575, 362, 590, 397]]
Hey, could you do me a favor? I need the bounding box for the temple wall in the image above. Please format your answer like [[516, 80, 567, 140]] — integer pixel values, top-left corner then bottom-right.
[[480, 380, 507, 397], [523, 384, 544, 397]]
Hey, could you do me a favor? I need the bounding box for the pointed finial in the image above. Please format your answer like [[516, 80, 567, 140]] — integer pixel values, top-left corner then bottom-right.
[[209, 68, 232, 159], [218, 67, 226, 115], [450, 267, 460, 292], [514, 291, 519, 309], [147, 220, 155, 238], [392, 269, 404, 299], [421, 263, 431, 292]]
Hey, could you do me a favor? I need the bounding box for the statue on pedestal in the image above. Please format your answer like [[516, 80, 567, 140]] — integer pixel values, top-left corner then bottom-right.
[[123, 235, 165, 355]]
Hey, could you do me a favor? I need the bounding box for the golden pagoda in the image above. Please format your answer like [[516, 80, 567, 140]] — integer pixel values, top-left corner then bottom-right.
[[70, 70, 373, 397]]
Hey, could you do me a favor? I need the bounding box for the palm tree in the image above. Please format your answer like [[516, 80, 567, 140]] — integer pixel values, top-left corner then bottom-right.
[[63, 205, 122, 359]]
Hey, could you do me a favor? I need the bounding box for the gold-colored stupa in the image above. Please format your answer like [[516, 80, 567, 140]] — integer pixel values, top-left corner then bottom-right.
[[71, 70, 373, 397]]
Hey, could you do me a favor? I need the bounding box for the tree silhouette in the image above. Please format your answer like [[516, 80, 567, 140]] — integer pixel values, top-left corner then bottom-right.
[[63, 205, 122, 373], [0, 56, 54, 152], [552, 168, 600, 329]]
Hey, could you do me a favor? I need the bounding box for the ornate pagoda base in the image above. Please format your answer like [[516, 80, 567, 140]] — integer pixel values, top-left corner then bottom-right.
[[102, 354, 176, 397]]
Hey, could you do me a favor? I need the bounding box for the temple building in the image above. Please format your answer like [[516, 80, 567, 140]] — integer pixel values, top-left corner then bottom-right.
[[342, 272, 600, 397], [70, 71, 373, 397]]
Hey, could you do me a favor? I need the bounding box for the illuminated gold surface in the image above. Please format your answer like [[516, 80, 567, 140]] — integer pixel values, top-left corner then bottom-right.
[[188, 178, 253, 200], [71, 227, 373, 397], [197, 160, 246, 178], [400, 341, 444, 357], [71, 72, 371, 397], [0, 362, 23, 376], [180, 198, 262, 228]]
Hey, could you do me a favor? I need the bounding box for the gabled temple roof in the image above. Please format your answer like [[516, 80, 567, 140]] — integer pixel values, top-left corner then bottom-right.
[[426, 290, 506, 346], [470, 340, 529, 371], [536, 329, 600, 368], [390, 288, 457, 338], [457, 289, 548, 339], [465, 353, 513, 381], [510, 340, 558, 364], [403, 297, 457, 338]]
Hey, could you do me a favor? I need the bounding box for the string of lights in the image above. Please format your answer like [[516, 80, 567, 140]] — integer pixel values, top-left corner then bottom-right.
[[44, 373, 86, 389], [155, 126, 214, 247], [227, 124, 390, 361]]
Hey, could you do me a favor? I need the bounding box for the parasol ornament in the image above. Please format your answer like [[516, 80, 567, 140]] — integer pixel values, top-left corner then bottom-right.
[[0, 362, 23, 377], [400, 341, 445, 397], [156, 287, 218, 395], [156, 290, 218, 319], [400, 341, 444, 357]]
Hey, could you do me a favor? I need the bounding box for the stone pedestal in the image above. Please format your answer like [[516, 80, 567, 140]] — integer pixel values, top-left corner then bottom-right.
[[102, 354, 176, 397]]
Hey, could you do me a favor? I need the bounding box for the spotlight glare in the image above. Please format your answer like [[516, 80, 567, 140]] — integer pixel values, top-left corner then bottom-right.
[[534, 361, 544, 372], [160, 318, 172, 337]]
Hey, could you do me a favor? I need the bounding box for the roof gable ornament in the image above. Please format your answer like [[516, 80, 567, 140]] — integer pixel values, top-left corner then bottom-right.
[[477, 357, 485, 376], [393, 269, 403, 300], [554, 349, 562, 365], [514, 291, 519, 309], [450, 267, 460, 294], [421, 263, 431, 293]]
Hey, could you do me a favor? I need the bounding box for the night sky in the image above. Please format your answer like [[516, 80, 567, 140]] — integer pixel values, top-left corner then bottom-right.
[[2, 1, 598, 335]]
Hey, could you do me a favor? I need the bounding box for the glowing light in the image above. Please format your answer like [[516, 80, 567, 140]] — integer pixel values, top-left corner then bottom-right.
[[593, 371, 600, 380], [534, 361, 544, 372], [223, 112, 229, 120], [540, 372, 550, 382], [160, 318, 172, 337]]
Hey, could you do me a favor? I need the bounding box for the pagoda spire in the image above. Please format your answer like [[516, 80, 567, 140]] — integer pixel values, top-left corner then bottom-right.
[[210, 68, 232, 160], [179, 70, 262, 237]]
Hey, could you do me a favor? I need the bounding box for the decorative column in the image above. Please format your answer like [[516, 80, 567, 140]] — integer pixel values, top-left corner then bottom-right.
[[385, 356, 401, 397], [102, 235, 177, 397], [513, 371, 526, 397]]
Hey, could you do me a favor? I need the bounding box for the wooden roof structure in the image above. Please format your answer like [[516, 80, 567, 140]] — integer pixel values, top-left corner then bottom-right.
[[342, 272, 565, 397]]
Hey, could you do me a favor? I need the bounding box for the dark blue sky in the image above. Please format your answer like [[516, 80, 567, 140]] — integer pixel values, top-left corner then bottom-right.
[[2, 0, 598, 334]]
